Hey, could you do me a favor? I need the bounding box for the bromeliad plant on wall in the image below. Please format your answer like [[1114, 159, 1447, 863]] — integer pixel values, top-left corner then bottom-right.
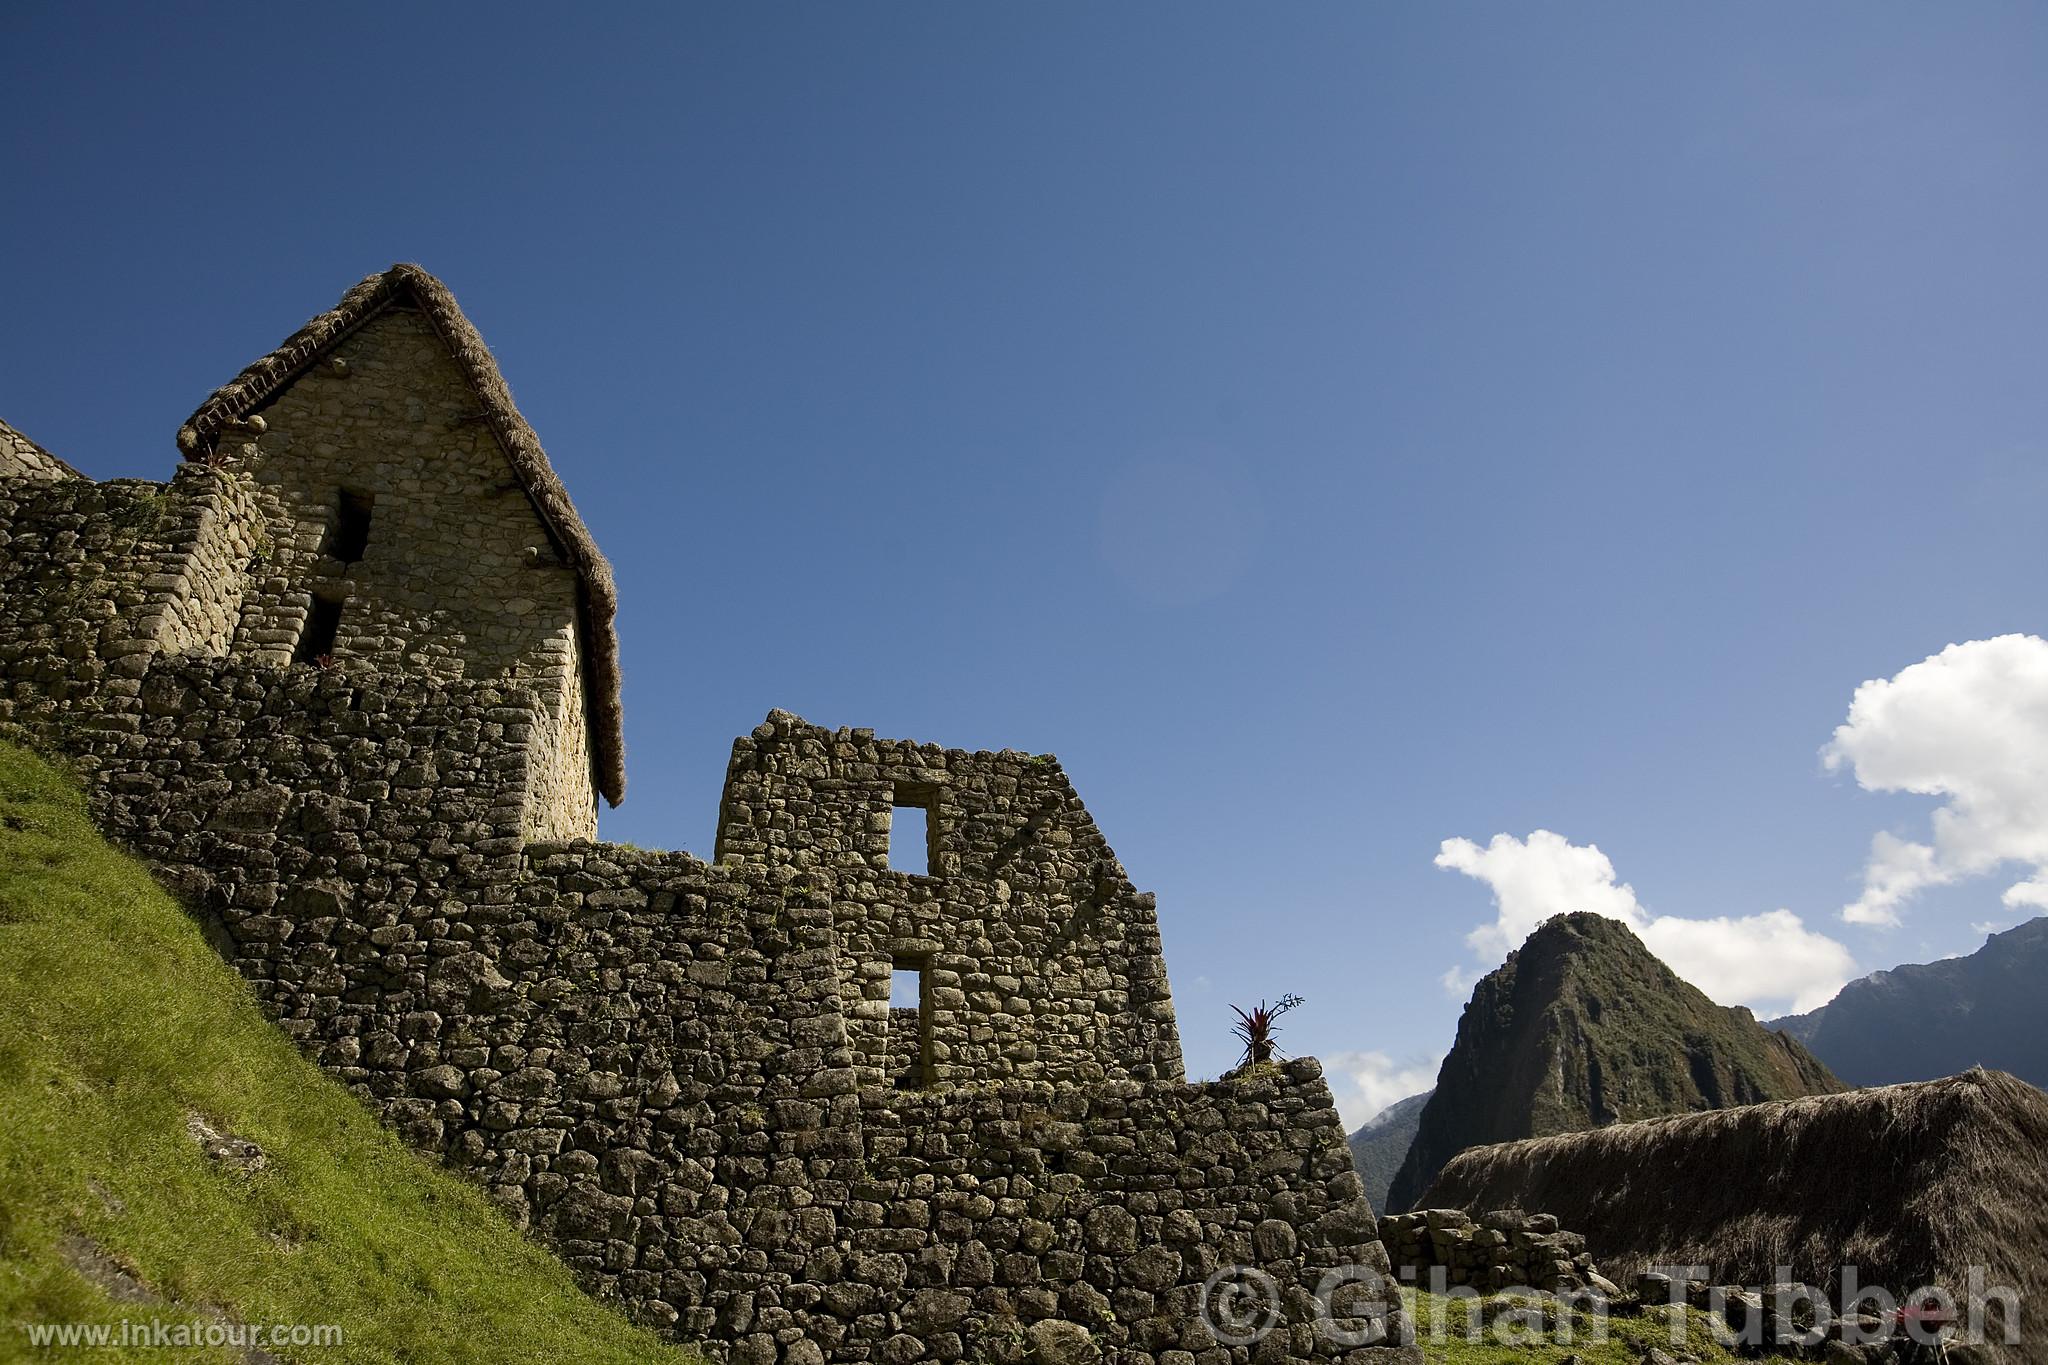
[[1229, 993, 1305, 1072]]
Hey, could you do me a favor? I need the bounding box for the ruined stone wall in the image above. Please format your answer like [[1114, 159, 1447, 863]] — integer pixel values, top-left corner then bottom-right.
[[219, 305, 596, 839], [143, 466, 263, 658], [0, 420, 78, 480], [843, 1065, 1400, 1363], [717, 715, 1184, 1091], [1373, 1208, 1605, 1296], [0, 467, 259, 727], [0, 477, 175, 704], [5, 652, 1408, 1360], [0, 463, 1411, 1362]]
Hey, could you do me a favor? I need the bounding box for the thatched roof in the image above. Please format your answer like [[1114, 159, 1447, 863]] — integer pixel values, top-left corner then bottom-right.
[[1421, 1069, 2047, 1360], [1, 418, 85, 481], [176, 265, 624, 806]]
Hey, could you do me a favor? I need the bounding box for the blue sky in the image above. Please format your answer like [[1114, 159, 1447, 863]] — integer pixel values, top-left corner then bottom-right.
[[5, 3, 2045, 1125]]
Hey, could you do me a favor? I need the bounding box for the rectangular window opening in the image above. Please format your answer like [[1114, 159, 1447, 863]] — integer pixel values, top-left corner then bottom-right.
[[889, 966, 922, 1010], [889, 956, 928, 1091], [293, 593, 343, 665], [887, 784, 935, 876], [328, 488, 375, 563]]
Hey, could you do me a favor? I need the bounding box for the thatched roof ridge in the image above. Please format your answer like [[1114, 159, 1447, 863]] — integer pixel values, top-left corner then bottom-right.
[[1422, 1069, 2048, 1361], [176, 265, 624, 806]]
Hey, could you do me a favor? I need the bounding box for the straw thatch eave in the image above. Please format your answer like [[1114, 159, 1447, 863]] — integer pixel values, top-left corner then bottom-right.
[[176, 264, 624, 807], [1421, 1069, 2048, 1362]]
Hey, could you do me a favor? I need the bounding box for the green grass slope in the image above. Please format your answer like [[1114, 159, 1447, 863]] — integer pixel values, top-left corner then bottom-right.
[[1402, 1291, 1802, 1364], [0, 739, 694, 1364]]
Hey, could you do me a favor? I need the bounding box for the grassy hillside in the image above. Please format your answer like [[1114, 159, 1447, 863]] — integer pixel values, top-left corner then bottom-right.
[[1403, 1291, 1802, 1364], [0, 738, 695, 1364]]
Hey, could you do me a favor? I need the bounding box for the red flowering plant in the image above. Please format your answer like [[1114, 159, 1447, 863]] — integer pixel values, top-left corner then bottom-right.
[[1229, 993, 1305, 1069]]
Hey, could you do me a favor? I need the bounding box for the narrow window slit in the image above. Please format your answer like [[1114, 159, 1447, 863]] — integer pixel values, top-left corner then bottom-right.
[[889, 956, 929, 1090], [294, 593, 343, 664], [328, 489, 374, 563]]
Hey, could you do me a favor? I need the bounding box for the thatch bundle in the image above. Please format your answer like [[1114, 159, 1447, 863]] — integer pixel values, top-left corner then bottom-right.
[[1421, 1068, 2047, 1360]]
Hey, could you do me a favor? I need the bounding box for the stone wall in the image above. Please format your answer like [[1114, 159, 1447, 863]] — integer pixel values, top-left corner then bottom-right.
[[717, 715, 1184, 1090], [0, 644, 1408, 1359], [0, 419, 77, 480], [0, 467, 258, 725], [1373, 1208, 1605, 1297], [843, 1064, 1400, 1363], [0, 477, 175, 701], [1, 454, 1412, 1362], [525, 618, 599, 841], [219, 305, 596, 839], [0, 444, 591, 841]]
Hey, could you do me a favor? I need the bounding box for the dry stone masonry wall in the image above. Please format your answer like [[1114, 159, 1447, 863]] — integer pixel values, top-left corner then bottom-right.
[[1, 649, 1408, 1363], [1373, 1209, 1609, 1297], [0, 265, 1416, 1365], [0, 419, 79, 481], [717, 715, 1184, 1091], [0, 467, 259, 720]]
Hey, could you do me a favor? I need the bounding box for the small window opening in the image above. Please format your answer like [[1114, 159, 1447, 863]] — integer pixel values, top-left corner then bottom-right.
[[327, 489, 375, 563], [887, 784, 935, 876], [293, 593, 343, 664], [889, 956, 928, 1090], [890, 966, 922, 1010]]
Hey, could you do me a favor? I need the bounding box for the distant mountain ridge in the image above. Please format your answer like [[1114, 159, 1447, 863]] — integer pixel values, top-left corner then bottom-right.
[[1771, 916, 2048, 1089], [1386, 912, 1843, 1213], [1347, 1090, 1430, 1215]]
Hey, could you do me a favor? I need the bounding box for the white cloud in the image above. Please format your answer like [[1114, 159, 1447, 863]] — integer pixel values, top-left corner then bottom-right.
[[1324, 1049, 1443, 1132], [2004, 880, 2048, 911], [1435, 831, 1855, 1015], [1824, 634, 2048, 927], [1636, 911, 1854, 1015], [1437, 831, 1642, 957]]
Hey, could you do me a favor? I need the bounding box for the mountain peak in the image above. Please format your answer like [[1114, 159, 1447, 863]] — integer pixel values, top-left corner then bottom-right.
[[1384, 913, 1842, 1212]]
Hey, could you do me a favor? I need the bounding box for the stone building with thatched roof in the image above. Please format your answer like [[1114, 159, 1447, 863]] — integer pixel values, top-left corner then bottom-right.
[[4, 266, 623, 839], [174, 264, 626, 835]]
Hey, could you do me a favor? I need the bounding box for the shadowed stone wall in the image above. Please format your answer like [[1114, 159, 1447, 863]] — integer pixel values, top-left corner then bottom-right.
[[0, 466, 258, 715]]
